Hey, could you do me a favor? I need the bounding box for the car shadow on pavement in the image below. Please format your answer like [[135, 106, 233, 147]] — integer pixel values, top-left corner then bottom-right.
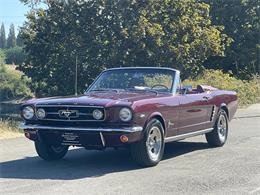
[[0, 141, 210, 180]]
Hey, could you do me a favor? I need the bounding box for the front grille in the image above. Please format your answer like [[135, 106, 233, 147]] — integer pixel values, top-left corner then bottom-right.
[[35, 105, 105, 121]]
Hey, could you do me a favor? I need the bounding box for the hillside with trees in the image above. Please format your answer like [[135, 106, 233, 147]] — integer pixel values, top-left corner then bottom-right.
[[0, 23, 26, 65]]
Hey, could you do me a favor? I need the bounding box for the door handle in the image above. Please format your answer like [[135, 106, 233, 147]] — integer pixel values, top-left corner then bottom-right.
[[203, 96, 209, 101]]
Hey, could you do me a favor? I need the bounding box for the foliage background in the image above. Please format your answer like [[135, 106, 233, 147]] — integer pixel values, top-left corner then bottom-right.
[[184, 70, 260, 106], [18, 0, 231, 96], [0, 0, 259, 105], [0, 64, 33, 101]]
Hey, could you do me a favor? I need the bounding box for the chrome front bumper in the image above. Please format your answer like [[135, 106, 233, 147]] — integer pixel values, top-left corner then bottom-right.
[[19, 123, 143, 133]]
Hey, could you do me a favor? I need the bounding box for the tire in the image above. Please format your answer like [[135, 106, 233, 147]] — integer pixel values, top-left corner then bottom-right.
[[130, 119, 165, 167], [206, 109, 228, 147], [35, 140, 69, 161]]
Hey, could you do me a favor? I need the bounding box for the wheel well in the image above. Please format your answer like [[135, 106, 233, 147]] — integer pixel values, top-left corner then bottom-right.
[[220, 106, 229, 120], [151, 115, 166, 132]]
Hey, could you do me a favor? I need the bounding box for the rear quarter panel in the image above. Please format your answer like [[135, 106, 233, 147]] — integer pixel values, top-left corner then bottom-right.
[[211, 90, 238, 121]]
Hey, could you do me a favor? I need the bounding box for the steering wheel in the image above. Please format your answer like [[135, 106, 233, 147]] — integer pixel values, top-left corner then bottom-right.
[[151, 84, 169, 90]]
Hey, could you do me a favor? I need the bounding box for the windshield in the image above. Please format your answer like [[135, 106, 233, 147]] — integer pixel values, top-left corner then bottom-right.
[[87, 68, 176, 93]]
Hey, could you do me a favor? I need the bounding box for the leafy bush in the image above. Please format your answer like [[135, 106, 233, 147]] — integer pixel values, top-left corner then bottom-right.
[[5, 46, 25, 65], [0, 49, 5, 65], [0, 64, 33, 101], [183, 70, 260, 106]]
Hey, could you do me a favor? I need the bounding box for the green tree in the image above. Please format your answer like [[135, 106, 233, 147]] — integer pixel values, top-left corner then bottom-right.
[[19, 0, 229, 96], [5, 46, 25, 65], [0, 49, 5, 65], [0, 23, 6, 49], [6, 24, 16, 48], [16, 31, 24, 47], [0, 64, 33, 101], [202, 0, 260, 79]]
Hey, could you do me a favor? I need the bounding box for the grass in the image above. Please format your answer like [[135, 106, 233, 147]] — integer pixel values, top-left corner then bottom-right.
[[0, 119, 23, 139]]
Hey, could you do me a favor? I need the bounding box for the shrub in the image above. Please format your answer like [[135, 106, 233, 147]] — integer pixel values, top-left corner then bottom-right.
[[183, 69, 260, 106], [0, 49, 5, 65], [0, 64, 33, 101], [5, 46, 25, 65]]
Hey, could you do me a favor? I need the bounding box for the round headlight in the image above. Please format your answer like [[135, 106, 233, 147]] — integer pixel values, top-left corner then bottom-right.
[[93, 109, 104, 120], [119, 108, 132, 122], [36, 108, 46, 119], [22, 106, 34, 120]]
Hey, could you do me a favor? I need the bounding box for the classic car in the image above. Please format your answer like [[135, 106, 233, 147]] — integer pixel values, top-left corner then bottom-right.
[[20, 67, 238, 166]]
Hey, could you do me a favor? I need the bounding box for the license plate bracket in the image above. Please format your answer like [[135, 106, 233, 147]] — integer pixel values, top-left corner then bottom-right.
[[61, 132, 80, 145]]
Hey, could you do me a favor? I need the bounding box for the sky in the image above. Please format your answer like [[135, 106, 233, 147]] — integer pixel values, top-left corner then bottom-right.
[[0, 0, 30, 35]]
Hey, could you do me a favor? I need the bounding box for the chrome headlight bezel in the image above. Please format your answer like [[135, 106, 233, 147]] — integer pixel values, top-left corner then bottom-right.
[[119, 107, 132, 122], [36, 108, 46, 119], [92, 109, 104, 120], [22, 106, 35, 120]]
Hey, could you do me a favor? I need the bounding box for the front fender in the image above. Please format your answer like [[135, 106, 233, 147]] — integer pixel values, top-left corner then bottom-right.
[[143, 111, 166, 132]]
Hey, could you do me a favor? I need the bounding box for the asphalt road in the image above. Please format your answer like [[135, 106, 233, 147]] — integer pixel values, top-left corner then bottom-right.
[[1, 104, 260, 195]]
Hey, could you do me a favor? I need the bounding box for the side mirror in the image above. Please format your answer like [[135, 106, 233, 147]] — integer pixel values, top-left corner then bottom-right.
[[182, 85, 193, 94], [85, 83, 88, 88]]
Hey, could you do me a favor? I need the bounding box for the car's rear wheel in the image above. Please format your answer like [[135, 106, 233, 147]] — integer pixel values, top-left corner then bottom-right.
[[206, 109, 228, 147], [35, 140, 69, 160], [130, 119, 165, 167]]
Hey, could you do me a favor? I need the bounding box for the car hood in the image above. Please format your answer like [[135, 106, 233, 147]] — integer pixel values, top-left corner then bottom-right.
[[24, 92, 160, 107]]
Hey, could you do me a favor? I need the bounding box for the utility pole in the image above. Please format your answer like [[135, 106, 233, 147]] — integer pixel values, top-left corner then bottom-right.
[[75, 55, 78, 96]]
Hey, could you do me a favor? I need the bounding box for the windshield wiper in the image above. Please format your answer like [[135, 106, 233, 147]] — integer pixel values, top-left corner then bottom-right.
[[90, 89, 120, 93], [126, 88, 158, 95]]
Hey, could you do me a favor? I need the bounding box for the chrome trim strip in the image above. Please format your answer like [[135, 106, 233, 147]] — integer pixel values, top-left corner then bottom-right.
[[45, 112, 93, 116], [19, 123, 143, 133], [99, 132, 106, 147], [178, 121, 211, 129], [172, 70, 180, 95], [210, 106, 216, 121], [86, 67, 178, 94], [165, 128, 213, 143], [34, 118, 105, 122], [35, 104, 104, 108]]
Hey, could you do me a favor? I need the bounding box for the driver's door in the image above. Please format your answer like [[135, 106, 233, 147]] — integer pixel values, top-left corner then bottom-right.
[[178, 92, 212, 135]]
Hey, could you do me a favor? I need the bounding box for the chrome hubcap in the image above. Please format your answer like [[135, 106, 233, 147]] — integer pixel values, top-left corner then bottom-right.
[[218, 114, 227, 142], [146, 126, 162, 161]]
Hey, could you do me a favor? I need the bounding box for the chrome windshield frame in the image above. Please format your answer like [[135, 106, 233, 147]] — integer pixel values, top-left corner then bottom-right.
[[84, 67, 180, 95]]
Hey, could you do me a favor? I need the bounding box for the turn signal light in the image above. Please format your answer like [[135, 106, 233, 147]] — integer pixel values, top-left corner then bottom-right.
[[120, 135, 129, 143]]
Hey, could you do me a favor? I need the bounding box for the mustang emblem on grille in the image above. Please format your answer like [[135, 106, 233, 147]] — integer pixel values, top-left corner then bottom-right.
[[59, 109, 79, 118]]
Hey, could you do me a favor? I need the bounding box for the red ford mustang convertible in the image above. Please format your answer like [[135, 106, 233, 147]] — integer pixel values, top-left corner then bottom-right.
[[20, 67, 238, 166]]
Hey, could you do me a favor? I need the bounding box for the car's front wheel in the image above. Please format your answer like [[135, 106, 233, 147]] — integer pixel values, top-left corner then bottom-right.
[[35, 140, 69, 161], [130, 119, 165, 167], [206, 109, 228, 147]]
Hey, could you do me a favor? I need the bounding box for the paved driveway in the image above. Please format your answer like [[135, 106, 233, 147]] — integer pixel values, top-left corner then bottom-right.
[[0, 104, 260, 195]]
